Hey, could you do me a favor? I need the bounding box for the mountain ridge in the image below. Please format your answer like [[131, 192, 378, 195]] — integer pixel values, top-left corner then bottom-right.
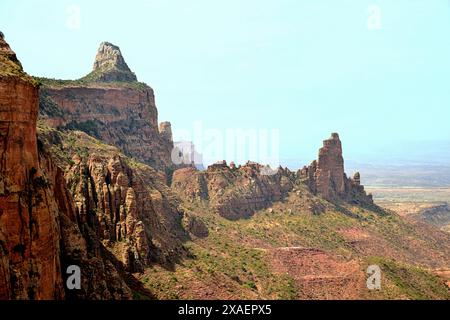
[[0, 34, 449, 300]]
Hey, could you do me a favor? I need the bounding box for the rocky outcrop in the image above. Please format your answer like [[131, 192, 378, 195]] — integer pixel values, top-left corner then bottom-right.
[[89, 42, 137, 82], [172, 134, 373, 220], [316, 133, 345, 198], [38, 151, 133, 299], [172, 162, 296, 220], [0, 34, 64, 299], [182, 212, 209, 238], [38, 42, 175, 173], [299, 133, 373, 205], [0, 34, 150, 300], [159, 122, 173, 144], [38, 128, 188, 272]]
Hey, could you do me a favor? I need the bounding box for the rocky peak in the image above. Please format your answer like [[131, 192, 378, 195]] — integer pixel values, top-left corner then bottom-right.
[[316, 133, 345, 199], [0, 31, 25, 78], [299, 133, 373, 205], [90, 42, 137, 82]]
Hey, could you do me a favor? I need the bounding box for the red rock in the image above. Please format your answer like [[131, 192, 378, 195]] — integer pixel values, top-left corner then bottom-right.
[[0, 35, 64, 299], [172, 163, 295, 220], [300, 133, 373, 205], [38, 43, 175, 173]]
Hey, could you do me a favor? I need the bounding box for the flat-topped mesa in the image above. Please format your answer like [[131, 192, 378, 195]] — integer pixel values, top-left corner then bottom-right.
[[299, 133, 373, 205], [89, 42, 137, 82]]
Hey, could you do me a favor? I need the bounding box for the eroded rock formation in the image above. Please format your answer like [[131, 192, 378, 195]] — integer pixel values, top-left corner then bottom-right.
[[0, 34, 65, 300], [0, 34, 168, 300], [38, 151, 133, 299], [90, 42, 137, 82], [172, 162, 295, 220], [172, 133, 373, 220], [38, 42, 174, 173], [38, 128, 188, 273], [299, 133, 373, 205]]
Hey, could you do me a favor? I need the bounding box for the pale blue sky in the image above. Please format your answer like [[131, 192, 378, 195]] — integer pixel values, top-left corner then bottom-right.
[[1, 0, 450, 167]]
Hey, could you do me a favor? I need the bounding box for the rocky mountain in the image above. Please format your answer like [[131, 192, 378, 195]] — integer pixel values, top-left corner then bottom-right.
[[172, 134, 374, 220], [172, 162, 296, 220], [0, 32, 64, 299], [90, 42, 137, 83], [37, 42, 174, 173], [0, 33, 134, 300], [37, 126, 188, 273], [0, 33, 186, 300], [1, 33, 449, 300], [298, 133, 373, 205]]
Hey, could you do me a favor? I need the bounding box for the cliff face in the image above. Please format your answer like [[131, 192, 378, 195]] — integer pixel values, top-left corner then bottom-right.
[[90, 42, 137, 82], [172, 133, 374, 220], [0, 34, 152, 300], [0, 34, 64, 299], [299, 133, 373, 205], [37, 151, 133, 299], [38, 42, 174, 173], [172, 162, 295, 220], [38, 128, 188, 273]]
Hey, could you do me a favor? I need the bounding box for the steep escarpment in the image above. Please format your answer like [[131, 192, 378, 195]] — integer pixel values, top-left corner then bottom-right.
[[0, 32, 141, 300], [37, 42, 174, 173], [0, 33, 64, 299], [37, 151, 134, 299], [38, 125, 188, 272]]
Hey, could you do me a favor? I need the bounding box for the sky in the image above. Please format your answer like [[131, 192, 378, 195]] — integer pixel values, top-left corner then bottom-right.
[[1, 0, 450, 168]]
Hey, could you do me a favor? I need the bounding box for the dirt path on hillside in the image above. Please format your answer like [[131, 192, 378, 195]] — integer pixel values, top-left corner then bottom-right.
[[267, 247, 367, 300]]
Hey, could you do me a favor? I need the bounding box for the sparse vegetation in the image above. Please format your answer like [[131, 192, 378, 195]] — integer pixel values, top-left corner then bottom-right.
[[34, 76, 149, 90]]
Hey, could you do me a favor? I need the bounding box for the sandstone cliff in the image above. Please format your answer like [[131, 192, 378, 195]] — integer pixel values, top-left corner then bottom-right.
[[172, 134, 373, 220], [172, 162, 296, 220], [299, 133, 373, 205], [38, 127, 188, 272], [89, 42, 137, 82], [0, 33, 157, 300], [37, 42, 174, 173], [0, 33, 64, 299]]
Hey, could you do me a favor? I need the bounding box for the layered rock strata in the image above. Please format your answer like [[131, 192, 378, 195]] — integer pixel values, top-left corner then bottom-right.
[[172, 162, 295, 220], [299, 133, 373, 204], [0, 33, 65, 299], [38, 42, 174, 173], [38, 128, 188, 273]]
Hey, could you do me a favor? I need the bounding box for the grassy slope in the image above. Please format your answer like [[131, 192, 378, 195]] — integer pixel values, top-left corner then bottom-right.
[[0, 45, 37, 85], [34, 74, 149, 90], [140, 190, 450, 300]]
